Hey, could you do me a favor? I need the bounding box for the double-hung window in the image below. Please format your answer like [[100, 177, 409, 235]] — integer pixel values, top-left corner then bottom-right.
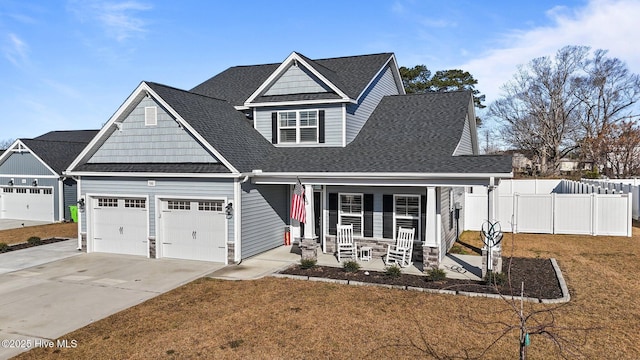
[[339, 193, 363, 237], [394, 195, 420, 239], [278, 110, 318, 143]]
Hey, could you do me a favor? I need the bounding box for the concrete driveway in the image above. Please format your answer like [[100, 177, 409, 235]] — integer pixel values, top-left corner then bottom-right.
[[0, 241, 224, 359]]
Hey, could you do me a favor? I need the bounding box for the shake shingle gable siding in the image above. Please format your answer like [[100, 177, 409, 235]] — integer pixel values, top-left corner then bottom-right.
[[145, 82, 275, 173]]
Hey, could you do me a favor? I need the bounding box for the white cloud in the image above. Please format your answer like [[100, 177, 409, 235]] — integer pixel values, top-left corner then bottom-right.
[[3, 33, 29, 67], [68, 0, 152, 42], [459, 0, 640, 105]]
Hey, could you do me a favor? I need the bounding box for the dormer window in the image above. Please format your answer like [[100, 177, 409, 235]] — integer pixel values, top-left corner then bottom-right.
[[278, 110, 318, 143]]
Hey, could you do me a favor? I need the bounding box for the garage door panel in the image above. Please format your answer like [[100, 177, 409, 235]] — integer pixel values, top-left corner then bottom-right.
[[0, 186, 54, 222], [92, 197, 148, 257], [161, 200, 226, 263]]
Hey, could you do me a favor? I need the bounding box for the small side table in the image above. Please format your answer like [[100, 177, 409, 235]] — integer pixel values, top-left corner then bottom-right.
[[360, 246, 372, 261]]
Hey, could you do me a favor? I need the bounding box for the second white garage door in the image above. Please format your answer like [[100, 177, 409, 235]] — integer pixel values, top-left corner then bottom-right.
[[91, 197, 148, 256], [160, 199, 226, 263], [0, 186, 54, 222]]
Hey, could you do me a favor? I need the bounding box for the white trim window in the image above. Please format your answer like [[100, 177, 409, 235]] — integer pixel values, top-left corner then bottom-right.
[[339, 193, 363, 237], [278, 110, 318, 143], [394, 194, 420, 239]]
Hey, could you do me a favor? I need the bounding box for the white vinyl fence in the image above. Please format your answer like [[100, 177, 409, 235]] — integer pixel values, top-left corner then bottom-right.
[[464, 179, 632, 237], [575, 179, 640, 220]]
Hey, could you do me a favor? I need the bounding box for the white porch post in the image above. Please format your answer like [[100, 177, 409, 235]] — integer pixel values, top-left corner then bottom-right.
[[487, 185, 498, 223], [303, 184, 315, 239], [425, 187, 438, 247]]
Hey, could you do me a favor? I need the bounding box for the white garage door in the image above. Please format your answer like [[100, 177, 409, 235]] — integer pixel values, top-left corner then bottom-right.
[[0, 186, 54, 222], [160, 199, 226, 262], [92, 197, 148, 256]]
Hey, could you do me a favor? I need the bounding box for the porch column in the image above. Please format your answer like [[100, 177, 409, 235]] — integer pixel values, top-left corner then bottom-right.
[[423, 187, 440, 269], [303, 184, 315, 239], [487, 179, 499, 223], [300, 184, 318, 260], [425, 187, 438, 246]]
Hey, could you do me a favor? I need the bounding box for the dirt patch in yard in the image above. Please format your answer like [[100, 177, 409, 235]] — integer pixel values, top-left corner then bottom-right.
[[0, 222, 77, 246], [13, 228, 640, 359]]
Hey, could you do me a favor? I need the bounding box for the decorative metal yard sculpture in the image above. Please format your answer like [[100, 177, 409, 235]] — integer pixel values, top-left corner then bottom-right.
[[481, 220, 503, 272]]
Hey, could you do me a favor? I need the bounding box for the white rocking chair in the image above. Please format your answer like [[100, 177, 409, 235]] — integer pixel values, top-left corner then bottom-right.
[[336, 224, 357, 262], [385, 227, 415, 267]]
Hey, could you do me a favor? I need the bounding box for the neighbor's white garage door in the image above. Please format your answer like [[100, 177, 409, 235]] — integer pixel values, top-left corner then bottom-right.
[[160, 199, 226, 262], [91, 197, 148, 256], [0, 186, 54, 222]]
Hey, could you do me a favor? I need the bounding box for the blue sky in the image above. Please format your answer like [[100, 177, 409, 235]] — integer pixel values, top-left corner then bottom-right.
[[1, 0, 639, 142]]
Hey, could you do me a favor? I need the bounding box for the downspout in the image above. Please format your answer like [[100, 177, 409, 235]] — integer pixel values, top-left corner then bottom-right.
[[58, 177, 65, 222], [234, 175, 251, 266]]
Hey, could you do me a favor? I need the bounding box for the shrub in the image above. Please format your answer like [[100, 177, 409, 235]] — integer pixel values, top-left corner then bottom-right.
[[300, 258, 317, 269], [342, 260, 360, 273], [426, 267, 447, 281], [27, 236, 42, 246], [384, 264, 402, 278], [0, 242, 8, 253], [484, 271, 508, 286]]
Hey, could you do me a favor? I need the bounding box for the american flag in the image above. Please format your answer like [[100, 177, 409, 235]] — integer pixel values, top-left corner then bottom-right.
[[291, 180, 306, 223]]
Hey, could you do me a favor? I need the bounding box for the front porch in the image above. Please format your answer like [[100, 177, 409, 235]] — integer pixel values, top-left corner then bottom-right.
[[263, 244, 483, 281]]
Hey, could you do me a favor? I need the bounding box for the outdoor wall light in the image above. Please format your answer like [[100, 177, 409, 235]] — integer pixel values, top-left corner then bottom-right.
[[77, 198, 85, 212], [8, 179, 13, 186], [225, 202, 233, 218], [32, 179, 38, 187]]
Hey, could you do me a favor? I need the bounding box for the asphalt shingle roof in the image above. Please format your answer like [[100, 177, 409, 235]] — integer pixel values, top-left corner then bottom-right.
[[75, 162, 230, 173], [264, 91, 512, 173], [7, 130, 99, 175], [190, 53, 394, 106], [71, 53, 511, 176], [34, 130, 99, 143]]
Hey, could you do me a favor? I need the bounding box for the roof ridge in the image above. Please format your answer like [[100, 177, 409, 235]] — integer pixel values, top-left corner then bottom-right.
[[145, 81, 233, 104], [22, 138, 92, 144], [220, 52, 393, 70]]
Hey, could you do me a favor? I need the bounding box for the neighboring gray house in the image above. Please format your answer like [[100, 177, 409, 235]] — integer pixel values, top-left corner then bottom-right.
[[0, 130, 98, 222], [66, 52, 512, 267]]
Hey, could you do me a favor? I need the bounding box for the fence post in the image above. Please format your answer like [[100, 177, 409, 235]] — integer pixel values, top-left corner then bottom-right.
[[552, 193, 556, 234], [628, 191, 633, 237], [513, 193, 519, 234], [591, 193, 597, 236]]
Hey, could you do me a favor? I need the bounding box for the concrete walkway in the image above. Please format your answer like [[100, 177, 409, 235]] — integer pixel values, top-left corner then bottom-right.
[[0, 239, 81, 274], [0, 219, 52, 231]]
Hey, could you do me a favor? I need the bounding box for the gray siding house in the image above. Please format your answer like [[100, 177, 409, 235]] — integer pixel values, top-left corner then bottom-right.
[[0, 130, 98, 222], [66, 52, 512, 268]]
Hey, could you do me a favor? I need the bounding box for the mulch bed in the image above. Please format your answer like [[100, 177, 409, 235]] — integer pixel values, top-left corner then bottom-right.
[[281, 257, 563, 299], [0, 238, 69, 253]]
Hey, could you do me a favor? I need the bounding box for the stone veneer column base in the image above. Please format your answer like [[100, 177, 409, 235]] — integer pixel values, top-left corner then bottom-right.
[[422, 246, 440, 270], [300, 238, 318, 260], [227, 242, 236, 264], [148, 237, 156, 258], [481, 248, 503, 278], [81, 233, 87, 252]]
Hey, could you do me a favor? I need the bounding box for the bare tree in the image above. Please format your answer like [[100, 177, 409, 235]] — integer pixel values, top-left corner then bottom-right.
[[574, 49, 640, 172], [600, 121, 640, 178], [0, 138, 15, 150], [490, 46, 588, 175]]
